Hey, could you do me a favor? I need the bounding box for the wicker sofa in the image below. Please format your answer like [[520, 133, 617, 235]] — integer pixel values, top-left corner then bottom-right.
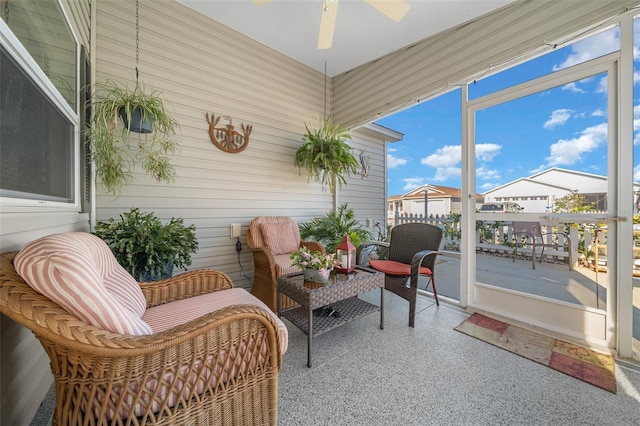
[[247, 216, 325, 311], [0, 232, 287, 425]]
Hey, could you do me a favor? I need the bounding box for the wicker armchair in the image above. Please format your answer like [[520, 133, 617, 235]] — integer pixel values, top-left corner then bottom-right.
[[357, 223, 443, 327], [0, 243, 285, 425], [247, 216, 325, 311]]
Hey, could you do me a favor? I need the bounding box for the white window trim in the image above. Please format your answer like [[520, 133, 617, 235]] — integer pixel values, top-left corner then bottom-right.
[[0, 17, 81, 211]]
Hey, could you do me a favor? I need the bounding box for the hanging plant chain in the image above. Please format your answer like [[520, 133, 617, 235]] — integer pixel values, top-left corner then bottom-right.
[[135, 0, 140, 87]]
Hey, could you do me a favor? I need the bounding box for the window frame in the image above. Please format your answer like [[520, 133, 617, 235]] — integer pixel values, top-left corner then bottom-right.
[[0, 15, 81, 211]]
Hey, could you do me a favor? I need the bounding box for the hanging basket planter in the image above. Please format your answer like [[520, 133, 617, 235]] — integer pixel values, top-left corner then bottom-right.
[[120, 106, 154, 134]]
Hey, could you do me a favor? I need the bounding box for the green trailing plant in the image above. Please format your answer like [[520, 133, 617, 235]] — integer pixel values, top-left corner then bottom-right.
[[93, 208, 198, 281], [294, 116, 359, 195], [86, 79, 180, 194], [298, 203, 373, 253]]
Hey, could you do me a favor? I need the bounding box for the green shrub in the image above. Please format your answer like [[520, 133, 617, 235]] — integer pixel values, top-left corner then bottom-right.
[[94, 208, 198, 281]]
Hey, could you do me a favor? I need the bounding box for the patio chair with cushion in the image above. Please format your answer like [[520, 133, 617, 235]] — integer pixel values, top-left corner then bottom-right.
[[247, 216, 325, 311], [511, 221, 573, 271], [0, 232, 287, 425], [357, 222, 443, 327]]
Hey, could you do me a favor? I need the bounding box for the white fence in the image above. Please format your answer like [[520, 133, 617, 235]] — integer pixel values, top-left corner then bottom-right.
[[393, 212, 579, 265]]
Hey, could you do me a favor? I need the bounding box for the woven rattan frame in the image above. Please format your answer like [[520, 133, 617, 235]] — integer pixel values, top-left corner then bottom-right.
[[247, 217, 325, 311], [357, 223, 443, 327], [0, 251, 283, 425]]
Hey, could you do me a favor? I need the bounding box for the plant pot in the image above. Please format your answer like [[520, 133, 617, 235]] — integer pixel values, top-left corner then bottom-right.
[[120, 107, 154, 134], [303, 268, 331, 284], [138, 263, 173, 282]]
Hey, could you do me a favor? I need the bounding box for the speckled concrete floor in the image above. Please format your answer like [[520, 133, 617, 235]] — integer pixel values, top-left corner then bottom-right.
[[277, 291, 640, 426], [31, 289, 640, 425]]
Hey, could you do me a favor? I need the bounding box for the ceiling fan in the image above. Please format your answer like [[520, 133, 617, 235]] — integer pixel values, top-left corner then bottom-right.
[[254, 0, 411, 50]]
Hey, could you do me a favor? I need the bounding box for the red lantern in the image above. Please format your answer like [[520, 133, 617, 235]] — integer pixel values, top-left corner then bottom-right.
[[335, 235, 356, 273]]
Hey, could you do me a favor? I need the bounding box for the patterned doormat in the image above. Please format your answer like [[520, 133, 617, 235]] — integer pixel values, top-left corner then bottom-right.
[[455, 313, 616, 393]]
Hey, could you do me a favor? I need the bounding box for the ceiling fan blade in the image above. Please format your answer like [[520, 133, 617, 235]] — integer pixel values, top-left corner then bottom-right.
[[317, 0, 339, 50], [364, 0, 410, 22]]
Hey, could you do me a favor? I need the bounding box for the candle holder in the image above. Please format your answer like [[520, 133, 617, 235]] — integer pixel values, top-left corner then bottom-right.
[[335, 235, 356, 273]]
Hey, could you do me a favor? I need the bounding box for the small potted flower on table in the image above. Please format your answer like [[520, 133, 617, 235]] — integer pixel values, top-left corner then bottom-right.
[[290, 246, 337, 284]]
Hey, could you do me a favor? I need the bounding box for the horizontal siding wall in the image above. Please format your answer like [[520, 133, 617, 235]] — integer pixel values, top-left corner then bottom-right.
[[337, 128, 389, 236], [333, 0, 640, 128], [94, 0, 388, 287]]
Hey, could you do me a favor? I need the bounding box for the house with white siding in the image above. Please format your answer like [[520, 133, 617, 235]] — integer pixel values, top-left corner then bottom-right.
[[482, 167, 640, 212], [2, 1, 640, 423]]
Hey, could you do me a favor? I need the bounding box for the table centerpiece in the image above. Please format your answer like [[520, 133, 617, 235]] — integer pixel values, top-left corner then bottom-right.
[[290, 246, 337, 284]]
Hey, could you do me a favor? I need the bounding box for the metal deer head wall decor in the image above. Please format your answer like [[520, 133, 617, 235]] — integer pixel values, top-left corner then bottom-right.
[[205, 113, 252, 153]]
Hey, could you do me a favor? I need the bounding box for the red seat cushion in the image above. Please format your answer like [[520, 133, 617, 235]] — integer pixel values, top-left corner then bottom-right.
[[369, 259, 432, 277]]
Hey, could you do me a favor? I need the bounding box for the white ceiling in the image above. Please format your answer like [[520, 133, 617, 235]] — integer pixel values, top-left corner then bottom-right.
[[178, 0, 517, 76]]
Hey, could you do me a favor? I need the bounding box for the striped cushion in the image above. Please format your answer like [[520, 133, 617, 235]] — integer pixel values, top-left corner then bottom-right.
[[259, 222, 299, 255], [14, 232, 152, 335], [143, 287, 288, 354], [273, 253, 301, 276]]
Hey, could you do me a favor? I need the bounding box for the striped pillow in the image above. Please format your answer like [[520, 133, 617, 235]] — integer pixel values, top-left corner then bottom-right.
[[142, 288, 288, 354], [14, 232, 152, 335], [259, 222, 299, 255]]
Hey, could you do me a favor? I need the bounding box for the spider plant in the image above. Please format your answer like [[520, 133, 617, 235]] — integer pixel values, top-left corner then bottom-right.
[[86, 79, 179, 194]]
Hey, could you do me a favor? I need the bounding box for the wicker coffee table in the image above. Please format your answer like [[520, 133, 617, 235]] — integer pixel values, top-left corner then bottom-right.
[[277, 266, 384, 367]]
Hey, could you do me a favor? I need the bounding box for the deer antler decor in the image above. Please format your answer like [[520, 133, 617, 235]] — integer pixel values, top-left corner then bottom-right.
[[205, 113, 252, 153]]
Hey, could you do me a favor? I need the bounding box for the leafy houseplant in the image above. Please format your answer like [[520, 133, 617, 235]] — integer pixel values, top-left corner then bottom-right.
[[93, 208, 198, 281], [298, 203, 374, 253], [86, 79, 180, 194], [294, 116, 359, 194]]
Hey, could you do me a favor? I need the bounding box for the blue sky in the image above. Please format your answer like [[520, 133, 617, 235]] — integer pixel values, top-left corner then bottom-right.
[[377, 22, 640, 197]]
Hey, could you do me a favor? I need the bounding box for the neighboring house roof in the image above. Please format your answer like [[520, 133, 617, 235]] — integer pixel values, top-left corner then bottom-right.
[[483, 177, 575, 196], [390, 184, 483, 202], [528, 167, 606, 183], [482, 167, 612, 196], [399, 184, 462, 199]]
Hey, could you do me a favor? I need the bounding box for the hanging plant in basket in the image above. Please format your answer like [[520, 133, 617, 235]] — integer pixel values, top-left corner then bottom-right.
[[294, 116, 359, 195], [86, 80, 180, 194]]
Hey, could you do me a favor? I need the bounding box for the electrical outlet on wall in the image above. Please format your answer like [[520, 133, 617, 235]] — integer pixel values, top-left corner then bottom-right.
[[230, 223, 241, 238]]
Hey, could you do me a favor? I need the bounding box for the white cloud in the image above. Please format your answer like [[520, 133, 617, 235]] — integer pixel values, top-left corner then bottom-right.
[[552, 29, 619, 71], [592, 108, 605, 117], [421, 145, 460, 168], [545, 123, 607, 166], [561, 82, 586, 93], [480, 182, 499, 191], [543, 109, 572, 129], [476, 143, 502, 162], [476, 166, 500, 181], [419, 143, 501, 182], [388, 147, 398, 153], [387, 153, 408, 169], [401, 177, 427, 191], [634, 164, 640, 182], [595, 75, 607, 94]]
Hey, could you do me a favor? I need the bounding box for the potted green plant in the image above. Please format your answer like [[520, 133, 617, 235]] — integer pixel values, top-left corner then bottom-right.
[[86, 79, 180, 194], [294, 116, 359, 194], [93, 207, 198, 281], [298, 203, 374, 253]]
